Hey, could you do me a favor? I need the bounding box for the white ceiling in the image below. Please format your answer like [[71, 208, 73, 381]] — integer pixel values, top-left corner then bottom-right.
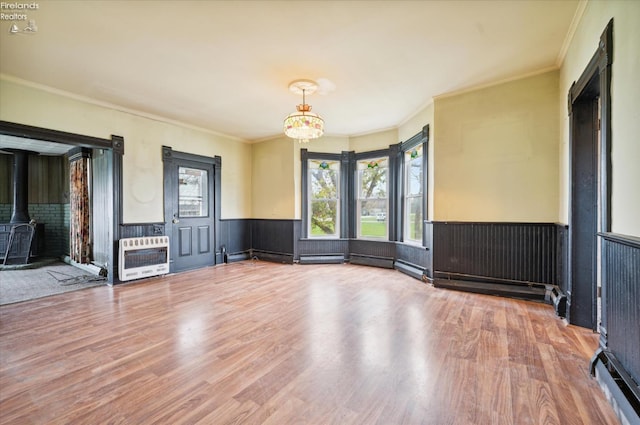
[[0, 0, 581, 142], [0, 135, 72, 155]]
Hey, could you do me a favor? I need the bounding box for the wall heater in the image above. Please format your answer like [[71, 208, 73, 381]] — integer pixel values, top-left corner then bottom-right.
[[118, 236, 169, 282]]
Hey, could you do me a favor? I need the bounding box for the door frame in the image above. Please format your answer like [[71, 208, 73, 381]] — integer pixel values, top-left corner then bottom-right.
[[567, 19, 613, 331], [0, 120, 124, 284], [162, 146, 222, 272]]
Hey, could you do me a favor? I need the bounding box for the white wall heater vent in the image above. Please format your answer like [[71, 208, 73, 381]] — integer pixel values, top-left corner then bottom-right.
[[118, 236, 169, 282]]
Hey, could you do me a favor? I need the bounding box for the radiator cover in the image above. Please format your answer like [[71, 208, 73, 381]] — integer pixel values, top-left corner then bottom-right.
[[118, 236, 169, 281]]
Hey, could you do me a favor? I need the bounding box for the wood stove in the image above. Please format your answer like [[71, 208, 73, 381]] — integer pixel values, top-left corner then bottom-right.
[[0, 149, 45, 265]]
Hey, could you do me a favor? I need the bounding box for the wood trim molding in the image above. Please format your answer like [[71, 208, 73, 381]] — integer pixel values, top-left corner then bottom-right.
[[67, 147, 92, 162], [162, 145, 220, 166], [111, 135, 124, 155], [0, 120, 114, 149], [568, 19, 614, 109], [0, 120, 123, 285]]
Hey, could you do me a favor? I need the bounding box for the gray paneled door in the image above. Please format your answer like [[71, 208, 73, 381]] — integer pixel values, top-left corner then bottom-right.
[[165, 158, 215, 272]]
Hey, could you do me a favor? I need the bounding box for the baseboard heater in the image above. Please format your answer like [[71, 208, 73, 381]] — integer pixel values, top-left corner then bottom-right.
[[550, 286, 567, 317], [299, 254, 345, 264], [591, 348, 640, 424], [251, 249, 294, 264], [118, 236, 170, 282], [350, 253, 394, 269], [394, 259, 427, 281], [433, 271, 550, 302], [225, 251, 251, 263]]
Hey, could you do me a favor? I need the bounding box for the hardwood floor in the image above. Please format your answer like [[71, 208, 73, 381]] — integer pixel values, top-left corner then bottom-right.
[[0, 261, 618, 424]]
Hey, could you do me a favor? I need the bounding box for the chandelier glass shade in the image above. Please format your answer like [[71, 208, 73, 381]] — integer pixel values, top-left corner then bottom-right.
[[283, 80, 324, 143]]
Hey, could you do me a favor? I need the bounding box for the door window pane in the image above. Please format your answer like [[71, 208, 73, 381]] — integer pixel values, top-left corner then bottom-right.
[[179, 167, 208, 217]]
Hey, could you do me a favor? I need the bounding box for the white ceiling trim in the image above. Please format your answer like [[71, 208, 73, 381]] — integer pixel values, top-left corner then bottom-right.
[[0, 73, 249, 144], [433, 65, 560, 101], [556, 0, 589, 67], [395, 98, 435, 132], [3, 64, 562, 145], [348, 125, 399, 139]]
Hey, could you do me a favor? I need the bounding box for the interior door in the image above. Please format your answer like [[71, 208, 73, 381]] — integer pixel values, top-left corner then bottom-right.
[[166, 159, 215, 272]]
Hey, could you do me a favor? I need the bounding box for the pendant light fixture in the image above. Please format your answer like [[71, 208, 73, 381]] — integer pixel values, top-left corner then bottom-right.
[[283, 79, 324, 143]]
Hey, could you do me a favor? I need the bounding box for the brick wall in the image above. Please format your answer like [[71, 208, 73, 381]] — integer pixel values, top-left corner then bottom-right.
[[32, 204, 69, 257], [0, 203, 69, 257], [0, 204, 9, 222]]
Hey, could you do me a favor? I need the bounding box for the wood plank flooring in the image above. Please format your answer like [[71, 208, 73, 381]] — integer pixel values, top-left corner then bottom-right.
[[0, 261, 619, 424]]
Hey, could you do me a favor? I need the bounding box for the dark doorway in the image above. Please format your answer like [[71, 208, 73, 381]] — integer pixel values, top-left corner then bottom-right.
[[569, 84, 599, 329], [162, 146, 221, 273], [0, 121, 124, 284], [567, 20, 612, 330]]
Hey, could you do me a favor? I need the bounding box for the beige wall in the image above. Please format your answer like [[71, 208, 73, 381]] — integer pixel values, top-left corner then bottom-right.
[[433, 71, 560, 222], [0, 78, 253, 222], [398, 102, 433, 143], [559, 1, 640, 237], [251, 136, 296, 219], [398, 102, 434, 220], [349, 129, 397, 152]]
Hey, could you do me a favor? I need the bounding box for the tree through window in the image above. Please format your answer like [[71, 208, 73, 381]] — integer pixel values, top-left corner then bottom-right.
[[308, 159, 340, 237], [357, 157, 388, 238]]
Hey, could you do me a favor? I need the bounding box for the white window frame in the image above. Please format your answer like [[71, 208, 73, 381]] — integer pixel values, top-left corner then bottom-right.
[[403, 145, 424, 245], [356, 157, 389, 240]]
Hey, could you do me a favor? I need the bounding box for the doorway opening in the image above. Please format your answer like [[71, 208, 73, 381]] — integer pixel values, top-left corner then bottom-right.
[[567, 19, 612, 331], [0, 121, 124, 285]]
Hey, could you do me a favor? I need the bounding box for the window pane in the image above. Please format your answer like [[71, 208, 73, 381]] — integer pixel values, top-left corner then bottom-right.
[[309, 159, 340, 238], [357, 157, 388, 239], [406, 157, 423, 196], [359, 199, 387, 238], [405, 196, 423, 242], [359, 167, 387, 198], [404, 145, 424, 244], [310, 169, 338, 199], [310, 200, 338, 236], [179, 167, 208, 217]]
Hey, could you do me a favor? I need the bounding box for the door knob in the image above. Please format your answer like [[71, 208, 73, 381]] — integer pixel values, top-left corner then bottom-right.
[[172, 215, 180, 224]]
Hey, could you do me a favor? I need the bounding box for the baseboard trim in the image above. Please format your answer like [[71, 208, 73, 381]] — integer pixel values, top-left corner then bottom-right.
[[251, 250, 294, 264], [299, 254, 345, 264], [226, 251, 251, 263], [350, 254, 394, 269], [591, 349, 640, 425], [433, 277, 548, 302]]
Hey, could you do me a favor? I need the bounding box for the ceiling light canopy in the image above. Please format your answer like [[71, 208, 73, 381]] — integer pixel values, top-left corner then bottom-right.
[[283, 79, 324, 143]]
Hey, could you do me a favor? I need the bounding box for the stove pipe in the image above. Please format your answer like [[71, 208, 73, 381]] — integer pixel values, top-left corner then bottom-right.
[[9, 149, 35, 224]]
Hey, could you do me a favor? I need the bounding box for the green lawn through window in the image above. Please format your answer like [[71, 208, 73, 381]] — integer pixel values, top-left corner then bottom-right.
[[360, 218, 386, 237], [310, 218, 387, 237]]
